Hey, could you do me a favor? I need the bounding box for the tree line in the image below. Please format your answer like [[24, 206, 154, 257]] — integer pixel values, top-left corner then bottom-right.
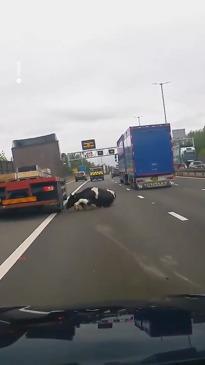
[[188, 127, 205, 160]]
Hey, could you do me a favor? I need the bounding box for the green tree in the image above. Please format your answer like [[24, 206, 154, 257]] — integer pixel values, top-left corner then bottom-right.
[[61, 153, 95, 175], [0, 151, 7, 161], [188, 127, 205, 159]]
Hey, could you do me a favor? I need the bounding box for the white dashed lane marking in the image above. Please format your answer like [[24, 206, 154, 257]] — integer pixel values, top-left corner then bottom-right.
[[126, 188, 131, 191], [168, 212, 188, 222], [202, 189, 205, 191], [137, 195, 144, 199]]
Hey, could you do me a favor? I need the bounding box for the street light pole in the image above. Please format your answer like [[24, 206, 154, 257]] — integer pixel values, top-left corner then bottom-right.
[[153, 81, 170, 124], [137, 115, 142, 126]]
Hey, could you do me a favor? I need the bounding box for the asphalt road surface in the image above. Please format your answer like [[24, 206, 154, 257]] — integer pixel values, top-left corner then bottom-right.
[[0, 175, 205, 308]]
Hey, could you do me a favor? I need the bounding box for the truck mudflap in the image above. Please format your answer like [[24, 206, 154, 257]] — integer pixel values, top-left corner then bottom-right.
[[135, 175, 173, 189]]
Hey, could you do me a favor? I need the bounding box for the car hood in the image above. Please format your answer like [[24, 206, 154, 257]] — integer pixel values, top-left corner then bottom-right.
[[0, 296, 205, 364]]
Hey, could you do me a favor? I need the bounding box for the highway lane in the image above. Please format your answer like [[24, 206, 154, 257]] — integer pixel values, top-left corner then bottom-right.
[[133, 175, 205, 224], [0, 175, 205, 307]]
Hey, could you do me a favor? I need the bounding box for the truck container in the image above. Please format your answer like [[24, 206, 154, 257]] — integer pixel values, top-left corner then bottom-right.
[[117, 124, 174, 189], [12, 134, 64, 177]]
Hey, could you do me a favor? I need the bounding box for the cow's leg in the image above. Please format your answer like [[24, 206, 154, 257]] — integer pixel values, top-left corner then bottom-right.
[[74, 199, 89, 210]]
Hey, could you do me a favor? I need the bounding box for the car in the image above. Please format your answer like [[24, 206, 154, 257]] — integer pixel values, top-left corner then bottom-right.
[[74, 171, 87, 182], [175, 163, 187, 170], [189, 161, 205, 169], [111, 167, 120, 178]]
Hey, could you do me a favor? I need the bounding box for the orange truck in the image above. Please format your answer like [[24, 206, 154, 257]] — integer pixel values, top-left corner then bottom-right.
[[0, 165, 67, 213]]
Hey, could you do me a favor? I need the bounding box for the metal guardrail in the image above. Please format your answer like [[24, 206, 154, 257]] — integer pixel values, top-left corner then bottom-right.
[[176, 168, 205, 178]]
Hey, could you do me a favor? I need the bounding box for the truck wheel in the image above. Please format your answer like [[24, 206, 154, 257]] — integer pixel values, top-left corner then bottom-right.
[[131, 181, 137, 190], [53, 201, 64, 213], [124, 175, 129, 185], [63, 193, 67, 201]]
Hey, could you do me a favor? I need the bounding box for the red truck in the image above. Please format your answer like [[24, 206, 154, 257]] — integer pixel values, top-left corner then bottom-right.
[[0, 166, 66, 213]]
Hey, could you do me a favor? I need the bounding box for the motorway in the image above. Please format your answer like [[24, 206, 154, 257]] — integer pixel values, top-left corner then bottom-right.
[[0, 175, 205, 308]]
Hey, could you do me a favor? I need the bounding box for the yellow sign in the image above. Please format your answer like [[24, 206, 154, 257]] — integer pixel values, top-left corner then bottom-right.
[[2, 196, 37, 206], [81, 139, 96, 150], [90, 171, 103, 176]]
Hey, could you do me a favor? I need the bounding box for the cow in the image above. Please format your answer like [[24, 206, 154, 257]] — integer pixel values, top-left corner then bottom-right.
[[66, 187, 116, 210]]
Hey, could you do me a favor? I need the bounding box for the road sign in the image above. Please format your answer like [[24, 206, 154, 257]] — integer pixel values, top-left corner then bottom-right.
[[81, 139, 96, 150], [108, 149, 115, 155], [97, 150, 103, 156], [85, 151, 93, 158], [172, 129, 186, 140]]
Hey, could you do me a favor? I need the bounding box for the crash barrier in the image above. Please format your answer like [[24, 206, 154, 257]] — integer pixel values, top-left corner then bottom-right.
[[176, 169, 205, 178]]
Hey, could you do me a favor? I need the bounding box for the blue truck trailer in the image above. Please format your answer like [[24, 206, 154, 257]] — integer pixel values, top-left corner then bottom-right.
[[117, 124, 174, 189]]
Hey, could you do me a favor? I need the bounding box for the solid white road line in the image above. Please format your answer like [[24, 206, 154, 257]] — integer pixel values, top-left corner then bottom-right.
[[72, 180, 89, 194], [137, 195, 144, 199], [66, 180, 75, 185], [0, 180, 90, 281], [168, 211, 188, 222], [0, 213, 57, 281]]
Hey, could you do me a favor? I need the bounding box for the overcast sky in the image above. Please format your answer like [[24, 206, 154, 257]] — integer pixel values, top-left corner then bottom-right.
[[1, 0, 205, 158]]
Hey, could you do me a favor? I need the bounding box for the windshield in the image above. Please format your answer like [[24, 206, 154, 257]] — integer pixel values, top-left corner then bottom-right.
[[0, 1, 205, 364]]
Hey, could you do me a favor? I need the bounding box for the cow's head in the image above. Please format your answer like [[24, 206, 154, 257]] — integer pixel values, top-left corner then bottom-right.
[[66, 193, 78, 209]]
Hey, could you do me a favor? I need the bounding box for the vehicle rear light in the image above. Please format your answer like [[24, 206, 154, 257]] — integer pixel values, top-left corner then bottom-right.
[[167, 176, 173, 180], [42, 186, 55, 192], [136, 179, 144, 183]]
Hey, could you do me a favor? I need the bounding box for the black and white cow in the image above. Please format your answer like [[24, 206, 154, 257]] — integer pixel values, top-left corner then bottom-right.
[[66, 187, 116, 210]]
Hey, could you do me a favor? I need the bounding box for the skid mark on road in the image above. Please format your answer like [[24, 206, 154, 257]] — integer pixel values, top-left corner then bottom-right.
[[96, 224, 167, 280], [168, 212, 188, 222], [174, 271, 200, 288], [133, 254, 167, 279], [96, 225, 201, 289], [160, 255, 178, 267]]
